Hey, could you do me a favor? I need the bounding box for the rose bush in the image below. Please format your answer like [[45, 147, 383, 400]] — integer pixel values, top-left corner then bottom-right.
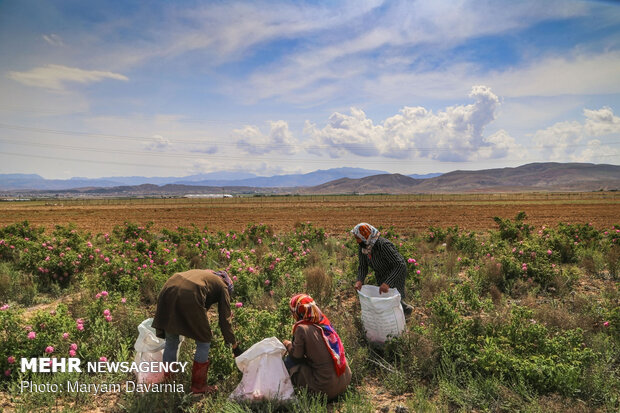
[[0, 215, 618, 411]]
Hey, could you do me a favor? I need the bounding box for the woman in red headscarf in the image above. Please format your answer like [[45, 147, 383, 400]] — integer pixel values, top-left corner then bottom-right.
[[282, 294, 352, 400]]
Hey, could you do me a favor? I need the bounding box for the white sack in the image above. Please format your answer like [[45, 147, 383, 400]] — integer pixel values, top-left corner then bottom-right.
[[357, 285, 406, 345], [133, 318, 183, 384], [229, 337, 295, 402]]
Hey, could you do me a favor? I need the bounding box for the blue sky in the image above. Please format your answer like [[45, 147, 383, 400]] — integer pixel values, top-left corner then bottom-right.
[[0, 0, 619, 179]]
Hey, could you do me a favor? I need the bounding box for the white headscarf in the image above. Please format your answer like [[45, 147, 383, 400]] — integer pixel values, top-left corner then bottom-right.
[[351, 223, 380, 256]]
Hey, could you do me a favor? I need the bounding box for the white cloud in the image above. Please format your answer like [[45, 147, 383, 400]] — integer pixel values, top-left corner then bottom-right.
[[227, 0, 593, 104], [389, 0, 588, 45], [73, 0, 586, 73], [532, 107, 620, 161], [188, 160, 288, 176], [584, 107, 620, 136], [304, 85, 516, 161], [191, 145, 218, 155], [151, 0, 385, 63], [305, 107, 382, 158], [252, 161, 288, 176], [145, 135, 171, 151], [18, 1, 604, 108], [494, 98, 584, 133], [489, 52, 620, 98], [0, 77, 91, 116], [366, 51, 620, 105], [570, 140, 619, 163], [7, 64, 128, 90], [473, 130, 525, 161], [234, 120, 299, 155], [42, 34, 64, 47]]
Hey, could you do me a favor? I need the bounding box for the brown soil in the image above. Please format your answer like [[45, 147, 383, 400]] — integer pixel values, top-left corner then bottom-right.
[[1, 193, 618, 412], [21, 293, 81, 320], [0, 194, 618, 236]]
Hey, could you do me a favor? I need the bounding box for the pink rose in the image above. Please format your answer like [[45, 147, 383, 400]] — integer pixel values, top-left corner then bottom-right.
[[7, 356, 15, 364], [235, 302, 243, 308], [45, 346, 54, 354], [27, 331, 36, 340]]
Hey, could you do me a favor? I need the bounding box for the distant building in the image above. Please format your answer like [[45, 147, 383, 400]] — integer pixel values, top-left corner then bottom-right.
[[183, 193, 233, 198]]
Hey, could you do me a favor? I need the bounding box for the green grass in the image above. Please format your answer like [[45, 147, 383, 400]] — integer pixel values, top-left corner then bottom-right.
[[0, 217, 619, 412]]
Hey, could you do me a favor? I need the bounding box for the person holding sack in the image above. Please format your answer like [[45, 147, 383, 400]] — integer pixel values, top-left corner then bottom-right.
[[351, 222, 414, 315], [152, 269, 243, 395], [282, 293, 352, 400]]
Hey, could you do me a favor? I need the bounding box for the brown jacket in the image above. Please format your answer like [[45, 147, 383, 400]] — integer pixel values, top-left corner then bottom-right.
[[289, 323, 352, 400], [152, 269, 235, 344]]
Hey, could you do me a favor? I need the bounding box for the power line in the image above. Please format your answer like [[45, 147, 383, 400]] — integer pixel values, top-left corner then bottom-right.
[[3, 136, 618, 164], [0, 151, 188, 171], [1, 149, 618, 172], [0, 106, 245, 124], [0, 122, 618, 153], [0, 137, 213, 160]]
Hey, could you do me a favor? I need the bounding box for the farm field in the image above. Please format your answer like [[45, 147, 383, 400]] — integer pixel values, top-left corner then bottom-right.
[[0, 192, 618, 235], [0, 192, 619, 412]]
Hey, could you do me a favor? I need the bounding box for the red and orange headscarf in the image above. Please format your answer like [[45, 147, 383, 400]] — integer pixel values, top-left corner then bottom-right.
[[289, 294, 347, 376]]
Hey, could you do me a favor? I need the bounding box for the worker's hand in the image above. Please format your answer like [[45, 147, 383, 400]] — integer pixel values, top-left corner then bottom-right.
[[354, 280, 363, 291], [232, 343, 243, 358], [379, 283, 389, 294], [282, 340, 292, 352]]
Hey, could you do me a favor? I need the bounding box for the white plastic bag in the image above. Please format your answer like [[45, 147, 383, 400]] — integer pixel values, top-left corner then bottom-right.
[[133, 318, 183, 384], [229, 337, 295, 402], [357, 285, 406, 345]]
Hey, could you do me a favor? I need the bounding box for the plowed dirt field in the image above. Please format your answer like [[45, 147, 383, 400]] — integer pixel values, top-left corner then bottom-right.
[[1, 193, 618, 235]]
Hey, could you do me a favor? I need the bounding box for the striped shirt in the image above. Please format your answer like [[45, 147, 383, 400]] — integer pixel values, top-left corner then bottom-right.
[[357, 237, 408, 299]]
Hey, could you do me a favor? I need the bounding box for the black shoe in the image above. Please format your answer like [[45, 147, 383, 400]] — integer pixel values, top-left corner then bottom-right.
[[402, 303, 413, 316]]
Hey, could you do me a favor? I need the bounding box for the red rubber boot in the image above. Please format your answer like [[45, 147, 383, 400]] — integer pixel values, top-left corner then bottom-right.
[[190, 360, 217, 395]]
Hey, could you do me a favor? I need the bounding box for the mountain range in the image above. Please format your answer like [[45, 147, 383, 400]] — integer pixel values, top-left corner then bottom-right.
[[302, 163, 620, 194], [0, 163, 618, 195], [0, 167, 440, 191]]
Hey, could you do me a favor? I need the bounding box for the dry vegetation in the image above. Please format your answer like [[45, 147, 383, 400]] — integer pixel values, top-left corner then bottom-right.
[[0, 193, 618, 236]]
